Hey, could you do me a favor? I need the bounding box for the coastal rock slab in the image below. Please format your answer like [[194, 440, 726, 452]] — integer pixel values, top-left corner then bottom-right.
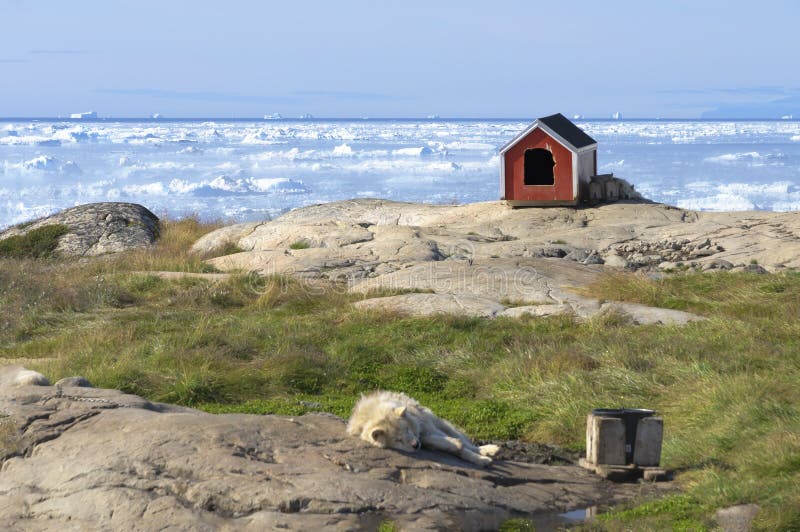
[[0, 202, 159, 257], [599, 302, 706, 326], [189, 221, 261, 256], [715, 504, 760, 532], [0, 368, 649, 530], [354, 293, 506, 318], [192, 198, 800, 323], [352, 261, 561, 303], [197, 199, 800, 274], [499, 304, 573, 318]]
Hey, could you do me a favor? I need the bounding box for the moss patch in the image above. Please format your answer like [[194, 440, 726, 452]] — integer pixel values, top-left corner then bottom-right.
[[0, 224, 69, 259]]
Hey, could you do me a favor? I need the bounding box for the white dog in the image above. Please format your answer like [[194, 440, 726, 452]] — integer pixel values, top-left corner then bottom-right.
[[347, 390, 500, 466], [0, 366, 50, 387]]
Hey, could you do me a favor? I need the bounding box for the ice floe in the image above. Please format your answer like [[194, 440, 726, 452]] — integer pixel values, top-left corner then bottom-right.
[[1, 118, 799, 229]]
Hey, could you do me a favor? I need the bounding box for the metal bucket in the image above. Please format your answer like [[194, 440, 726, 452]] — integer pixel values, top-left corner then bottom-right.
[[592, 408, 655, 463]]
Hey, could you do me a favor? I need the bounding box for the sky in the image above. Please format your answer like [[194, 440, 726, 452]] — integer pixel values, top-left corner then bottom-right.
[[1, 0, 799, 118]]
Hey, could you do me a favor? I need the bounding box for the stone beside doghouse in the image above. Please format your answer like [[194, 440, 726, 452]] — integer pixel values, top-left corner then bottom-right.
[[588, 174, 644, 204]]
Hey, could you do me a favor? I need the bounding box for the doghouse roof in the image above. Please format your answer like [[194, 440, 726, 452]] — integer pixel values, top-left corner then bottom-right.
[[500, 113, 597, 154]]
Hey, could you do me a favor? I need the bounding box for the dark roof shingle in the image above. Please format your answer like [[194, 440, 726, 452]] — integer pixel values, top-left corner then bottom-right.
[[537, 113, 596, 149]]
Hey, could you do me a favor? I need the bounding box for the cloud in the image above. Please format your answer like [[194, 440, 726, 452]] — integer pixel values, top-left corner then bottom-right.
[[94, 88, 299, 104], [701, 95, 800, 118], [655, 86, 800, 118], [293, 90, 402, 101], [658, 86, 800, 98], [95, 88, 406, 105]]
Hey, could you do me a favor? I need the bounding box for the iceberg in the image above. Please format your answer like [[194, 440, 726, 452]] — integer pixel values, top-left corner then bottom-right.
[[392, 146, 433, 157], [24, 155, 61, 171], [299, 113, 314, 119], [167, 176, 309, 197], [70, 111, 98, 119], [15, 155, 80, 174], [332, 143, 354, 156], [264, 113, 283, 120], [123, 182, 167, 196]]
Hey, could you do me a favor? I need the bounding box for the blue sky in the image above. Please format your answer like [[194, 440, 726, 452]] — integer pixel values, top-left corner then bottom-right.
[[1, 0, 799, 118]]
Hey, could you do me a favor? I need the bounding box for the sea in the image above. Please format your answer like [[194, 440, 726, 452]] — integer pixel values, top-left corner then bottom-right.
[[2, 118, 799, 229]]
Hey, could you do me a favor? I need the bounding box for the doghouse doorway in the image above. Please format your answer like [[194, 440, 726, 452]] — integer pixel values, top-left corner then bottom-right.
[[523, 148, 555, 186]]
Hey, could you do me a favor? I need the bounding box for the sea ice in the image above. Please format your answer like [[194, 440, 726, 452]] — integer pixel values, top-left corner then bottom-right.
[[70, 111, 97, 119], [1, 118, 799, 230], [392, 146, 433, 157]]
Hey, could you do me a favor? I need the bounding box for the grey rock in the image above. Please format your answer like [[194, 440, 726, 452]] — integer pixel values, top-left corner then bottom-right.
[[703, 259, 734, 271], [538, 246, 568, 258], [54, 376, 93, 388], [198, 199, 800, 276], [600, 302, 706, 326], [192, 199, 800, 324], [715, 504, 760, 532], [603, 253, 630, 269], [689, 247, 717, 258], [741, 263, 769, 274], [352, 260, 571, 304], [354, 293, 506, 318], [0, 203, 159, 257], [582, 253, 605, 265], [588, 174, 644, 203], [0, 369, 646, 530], [499, 304, 572, 318], [564, 249, 590, 262]]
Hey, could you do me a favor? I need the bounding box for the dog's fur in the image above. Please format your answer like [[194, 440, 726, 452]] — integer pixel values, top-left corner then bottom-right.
[[0, 366, 50, 387], [347, 390, 500, 466]]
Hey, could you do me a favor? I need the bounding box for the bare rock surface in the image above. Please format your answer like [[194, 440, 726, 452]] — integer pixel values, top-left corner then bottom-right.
[[0, 202, 159, 257], [354, 293, 506, 318], [715, 504, 761, 532], [0, 370, 655, 530], [194, 199, 800, 322]]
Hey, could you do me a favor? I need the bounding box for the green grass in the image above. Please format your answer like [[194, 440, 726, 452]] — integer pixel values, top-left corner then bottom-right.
[[0, 226, 798, 530], [289, 240, 312, 250], [0, 224, 69, 259], [498, 518, 535, 531], [107, 215, 226, 272]]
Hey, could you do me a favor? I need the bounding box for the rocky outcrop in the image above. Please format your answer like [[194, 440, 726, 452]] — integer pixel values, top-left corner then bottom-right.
[[354, 293, 507, 318], [0, 368, 655, 530], [599, 237, 726, 270], [195, 200, 800, 277], [188, 199, 800, 322], [588, 174, 644, 204], [0, 203, 159, 257]]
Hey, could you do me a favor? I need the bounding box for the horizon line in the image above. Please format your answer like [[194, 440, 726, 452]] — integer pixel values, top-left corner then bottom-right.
[[0, 116, 797, 122]]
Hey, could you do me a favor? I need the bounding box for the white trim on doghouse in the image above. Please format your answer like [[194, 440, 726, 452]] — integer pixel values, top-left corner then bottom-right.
[[572, 151, 578, 199], [499, 120, 597, 155]]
